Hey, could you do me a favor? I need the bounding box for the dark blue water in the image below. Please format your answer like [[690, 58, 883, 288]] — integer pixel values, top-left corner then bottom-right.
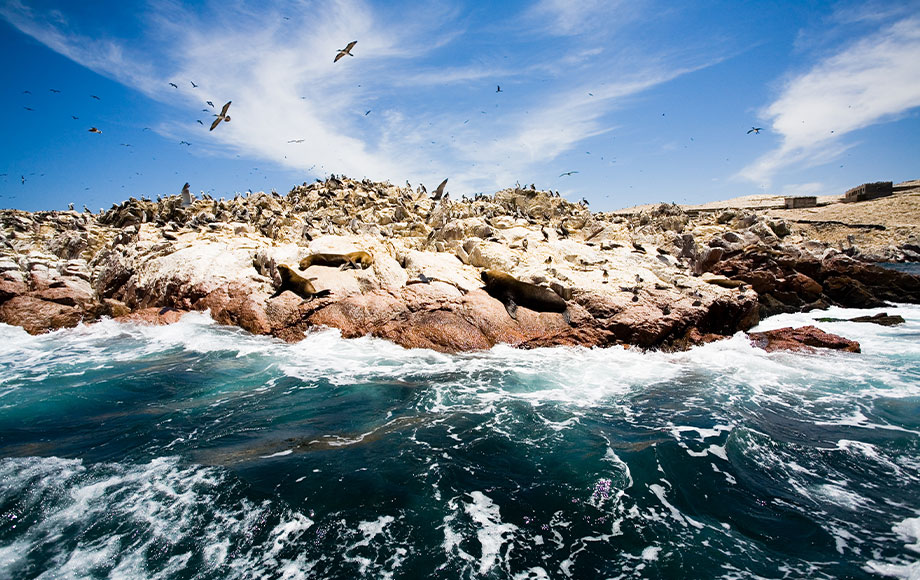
[[878, 262, 920, 276], [1, 306, 919, 579]]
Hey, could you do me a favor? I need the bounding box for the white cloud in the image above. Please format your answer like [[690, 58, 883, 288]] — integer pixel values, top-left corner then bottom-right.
[[2, 0, 717, 196], [739, 15, 920, 185]]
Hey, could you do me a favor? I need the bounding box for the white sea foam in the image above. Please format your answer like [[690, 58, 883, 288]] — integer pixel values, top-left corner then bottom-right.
[[0, 455, 326, 580], [865, 516, 920, 579]]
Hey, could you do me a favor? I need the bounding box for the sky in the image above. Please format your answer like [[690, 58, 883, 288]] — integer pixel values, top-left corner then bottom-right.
[[1, 0, 919, 213]]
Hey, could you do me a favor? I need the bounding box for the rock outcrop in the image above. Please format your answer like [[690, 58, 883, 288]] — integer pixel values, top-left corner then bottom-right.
[[1, 177, 917, 352]]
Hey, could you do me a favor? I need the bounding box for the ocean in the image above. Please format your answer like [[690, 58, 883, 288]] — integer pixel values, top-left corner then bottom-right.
[[1, 304, 919, 579]]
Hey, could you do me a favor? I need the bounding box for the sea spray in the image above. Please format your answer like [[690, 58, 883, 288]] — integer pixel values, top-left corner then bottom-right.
[[1, 305, 918, 578]]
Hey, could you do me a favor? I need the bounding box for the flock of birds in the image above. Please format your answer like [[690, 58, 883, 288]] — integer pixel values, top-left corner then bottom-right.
[[11, 37, 771, 206]]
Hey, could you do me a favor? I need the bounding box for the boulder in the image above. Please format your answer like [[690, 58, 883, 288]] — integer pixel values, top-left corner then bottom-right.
[[748, 325, 860, 353]]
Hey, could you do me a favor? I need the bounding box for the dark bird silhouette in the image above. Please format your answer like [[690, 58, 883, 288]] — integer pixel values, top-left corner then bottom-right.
[[210, 101, 231, 131], [23, 106, 34, 111], [22, 90, 31, 94], [334, 40, 357, 62], [169, 82, 178, 88], [120, 143, 132, 147], [49, 88, 61, 93], [88, 127, 101, 133], [432, 178, 448, 200], [197, 120, 204, 125], [365, 110, 371, 115], [179, 140, 191, 146], [559, 171, 578, 177], [190, 81, 198, 88], [71, 115, 79, 120], [21, 175, 25, 184], [90, 95, 100, 100], [496, 85, 502, 93], [207, 100, 214, 108], [747, 127, 763, 134]]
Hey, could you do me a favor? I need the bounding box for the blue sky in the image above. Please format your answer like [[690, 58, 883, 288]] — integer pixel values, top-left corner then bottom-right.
[[2, 0, 919, 213]]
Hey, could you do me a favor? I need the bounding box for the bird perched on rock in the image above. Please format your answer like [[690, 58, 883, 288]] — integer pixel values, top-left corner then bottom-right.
[[747, 127, 763, 134], [210, 101, 231, 131], [334, 40, 357, 62]]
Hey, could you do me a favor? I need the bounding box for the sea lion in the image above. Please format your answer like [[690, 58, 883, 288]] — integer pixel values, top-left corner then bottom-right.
[[480, 269, 569, 322], [299, 251, 374, 271], [271, 264, 331, 300]]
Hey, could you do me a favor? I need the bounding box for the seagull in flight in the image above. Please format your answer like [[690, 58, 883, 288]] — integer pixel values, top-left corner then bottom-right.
[[432, 178, 448, 200], [210, 101, 231, 131], [747, 127, 763, 134], [496, 85, 502, 93], [287, 139, 305, 143], [190, 81, 198, 88], [88, 127, 102, 133], [90, 95, 100, 100], [169, 82, 178, 88], [559, 171, 579, 177], [197, 120, 204, 125], [207, 100, 214, 108], [334, 40, 357, 62], [49, 88, 61, 93], [179, 140, 191, 146]]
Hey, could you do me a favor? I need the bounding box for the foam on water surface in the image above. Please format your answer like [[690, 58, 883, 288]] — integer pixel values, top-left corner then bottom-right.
[[0, 305, 918, 578]]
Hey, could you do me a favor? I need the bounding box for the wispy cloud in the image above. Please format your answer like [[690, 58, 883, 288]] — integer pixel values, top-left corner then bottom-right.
[[739, 15, 920, 185], [2, 0, 719, 195]]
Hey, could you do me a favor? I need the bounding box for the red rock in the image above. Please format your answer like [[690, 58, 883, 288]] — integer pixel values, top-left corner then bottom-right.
[[195, 282, 273, 335], [0, 295, 84, 334], [115, 307, 187, 325], [748, 325, 860, 353], [0, 277, 28, 303]]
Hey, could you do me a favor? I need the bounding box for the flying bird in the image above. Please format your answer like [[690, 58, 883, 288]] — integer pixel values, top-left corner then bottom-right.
[[365, 109, 371, 115], [747, 127, 763, 134], [169, 82, 178, 88], [179, 140, 191, 146], [88, 127, 101, 133], [207, 100, 214, 108], [496, 85, 502, 93], [49, 88, 61, 93], [90, 95, 100, 100], [287, 139, 305, 143], [559, 171, 578, 177], [23, 106, 34, 111], [334, 40, 357, 62], [197, 120, 204, 125], [71, 115, 79, 120], [210, 101, 231, 131], [190, 81, 198, 88], [22, 90, 31, 94], [432, 178, 448, 200]]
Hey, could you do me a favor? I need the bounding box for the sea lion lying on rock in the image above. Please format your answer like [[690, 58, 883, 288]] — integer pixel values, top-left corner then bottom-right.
[[299, 251, 374, 271], [270, 264, 332, 300], [480, 269, 569, 323]]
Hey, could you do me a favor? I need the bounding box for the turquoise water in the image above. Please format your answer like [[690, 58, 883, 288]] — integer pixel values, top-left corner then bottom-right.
[[1, 306, 919, 579]]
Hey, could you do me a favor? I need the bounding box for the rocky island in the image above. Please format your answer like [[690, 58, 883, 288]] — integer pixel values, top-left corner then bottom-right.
[[2, 177, 919, 352]]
